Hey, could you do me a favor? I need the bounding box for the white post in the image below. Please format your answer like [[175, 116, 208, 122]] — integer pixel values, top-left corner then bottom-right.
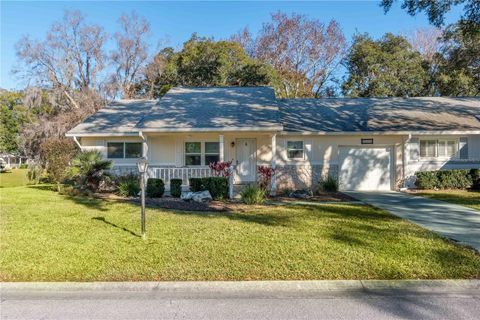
[[219, 134, 224, 162], [228, 165, 234, 199], [271, 133, 277, 196]]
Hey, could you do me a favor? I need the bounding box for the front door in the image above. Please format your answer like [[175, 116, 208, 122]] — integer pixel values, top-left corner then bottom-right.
[[235, 139, 256, 183]]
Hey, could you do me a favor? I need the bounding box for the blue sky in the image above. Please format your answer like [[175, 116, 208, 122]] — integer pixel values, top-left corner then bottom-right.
[[0, 1, 463, 90]]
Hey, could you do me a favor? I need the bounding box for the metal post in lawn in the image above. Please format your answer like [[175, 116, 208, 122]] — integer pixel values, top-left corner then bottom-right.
[[137, 157, 149, 239]]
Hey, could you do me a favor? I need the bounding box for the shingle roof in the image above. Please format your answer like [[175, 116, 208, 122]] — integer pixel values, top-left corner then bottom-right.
[[280, 97, 480, 132], [66, 87, 480, 136], [136, 86, 282, 131], [67, 99, 157, 135]]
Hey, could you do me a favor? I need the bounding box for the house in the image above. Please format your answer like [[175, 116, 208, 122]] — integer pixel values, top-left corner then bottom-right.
[[66, 86, 480, 192]]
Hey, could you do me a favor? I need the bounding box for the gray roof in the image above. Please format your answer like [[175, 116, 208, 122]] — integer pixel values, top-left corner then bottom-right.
[[67, 100, 158, 135], [137, 86, 281, 131], [280, 97, 480, 132], [66, 87, 480, 136]]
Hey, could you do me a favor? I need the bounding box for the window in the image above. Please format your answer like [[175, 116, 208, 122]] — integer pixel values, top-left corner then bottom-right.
[[107, 142, 124, 158], [125, 143, 142, 158], [287, 141, 304, 159], [107, 142, 142, 159], [205, 142, 220, 164], [184, 141, 221, 166], [420, 139, 458, 158], [185, 142, 201, 166]]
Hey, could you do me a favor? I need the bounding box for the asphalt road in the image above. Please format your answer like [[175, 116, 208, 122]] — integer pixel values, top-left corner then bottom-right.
[[2, 281, 480, 320]]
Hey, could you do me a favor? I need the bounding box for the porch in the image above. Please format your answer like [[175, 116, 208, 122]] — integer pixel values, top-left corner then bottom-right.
[[140, 132, 279, 192]]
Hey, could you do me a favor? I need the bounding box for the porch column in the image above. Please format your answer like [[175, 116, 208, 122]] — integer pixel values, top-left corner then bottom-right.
[[271, 133, 277, 196], [219, 134, 225, 162]]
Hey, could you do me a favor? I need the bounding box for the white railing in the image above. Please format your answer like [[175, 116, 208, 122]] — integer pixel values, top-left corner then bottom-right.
[[150, 167, 214, 186]]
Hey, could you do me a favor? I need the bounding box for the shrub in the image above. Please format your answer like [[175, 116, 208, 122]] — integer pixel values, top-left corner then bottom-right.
[[189, 177, 229, 200], [19, 164, 28, 169], [317, 176, 338, 192], [68, 151, 112, 192], [116, 174, 140, 197], [241, 184, 266, 205], [437, 169, 472, 189], [27, 163, 44, 184], [146, 178, 165, 198], [257, 166, 275, 191], [170, 179, 182, 197], [470, 169, 480, 190], [415, 169, 473, 190], [39, 138, 78, 191], [208, 161, 233, 177], [415, 171, 439, 189]]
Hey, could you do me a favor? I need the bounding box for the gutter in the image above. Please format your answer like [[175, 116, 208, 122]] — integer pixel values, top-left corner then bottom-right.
[[280, 130, 480, 136]]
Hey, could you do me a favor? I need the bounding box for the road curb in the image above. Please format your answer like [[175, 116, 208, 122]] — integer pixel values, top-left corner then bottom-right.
[[2, 280, 479, 295]]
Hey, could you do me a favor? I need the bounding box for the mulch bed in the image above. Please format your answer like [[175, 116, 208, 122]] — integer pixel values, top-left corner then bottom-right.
[[93, 192, 357, 212]]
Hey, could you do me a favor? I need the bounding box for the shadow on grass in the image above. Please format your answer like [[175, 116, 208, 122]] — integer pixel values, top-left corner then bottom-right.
[[92, 217, 141, 238], [27, 185, 56, 191], [167, 209, 293, 227], [66, 195, 109, 212]]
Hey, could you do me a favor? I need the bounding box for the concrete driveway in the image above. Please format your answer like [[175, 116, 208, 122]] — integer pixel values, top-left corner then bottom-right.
[[344, 191, 480, 251]]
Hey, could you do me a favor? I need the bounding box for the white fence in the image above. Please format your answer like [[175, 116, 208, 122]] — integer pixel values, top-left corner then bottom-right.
[[150, 167, 214, 186]]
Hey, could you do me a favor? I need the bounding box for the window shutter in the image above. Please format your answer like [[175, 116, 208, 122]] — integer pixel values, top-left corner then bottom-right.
[[459, 137, 468, 159], [409, 137, 419, 161]]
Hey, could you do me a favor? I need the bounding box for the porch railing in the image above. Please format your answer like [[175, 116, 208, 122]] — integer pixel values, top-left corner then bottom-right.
[[149, 167, 214, 186]]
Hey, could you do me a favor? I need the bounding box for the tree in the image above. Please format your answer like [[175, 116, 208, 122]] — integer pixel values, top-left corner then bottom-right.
[[342, 33, 430, 97], [15, 10, 107, 109], [110, 12, 150, 98], [381, 0, 480, 31], [434, 22, 480, 95], [0, 91, 28, 153], [406, 27, 443, 62], [39, 138, 78, 191], [247, 12, 347, 98], [135, 35, 274, 98]]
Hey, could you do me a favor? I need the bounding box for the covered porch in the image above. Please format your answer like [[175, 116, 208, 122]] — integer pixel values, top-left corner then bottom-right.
[[140, 131, 279, 191]]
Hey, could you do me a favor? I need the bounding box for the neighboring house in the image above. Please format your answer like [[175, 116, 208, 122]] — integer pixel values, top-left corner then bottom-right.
[[0, 153, 29, 170], [66, 86, 480, 192]]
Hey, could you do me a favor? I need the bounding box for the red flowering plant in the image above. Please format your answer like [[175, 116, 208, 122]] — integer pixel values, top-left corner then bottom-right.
[[257, 165, 275, 191], [208, 161, 233, 177]]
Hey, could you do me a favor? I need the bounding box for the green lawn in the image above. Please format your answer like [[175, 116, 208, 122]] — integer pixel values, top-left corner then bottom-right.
[[0, 169, 29, 188], [1, 185, 479, 281], [415, 190, 480, 211]]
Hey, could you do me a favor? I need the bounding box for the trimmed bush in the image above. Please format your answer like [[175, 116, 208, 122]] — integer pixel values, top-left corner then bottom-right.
[[189, 177, 229, 200], [415, 169, 474, 190], [170, 179, 183, 198], [146, 178, 165, 198], [240, 184, 266, 205], [470, 169, 480, 190], [415, 171, 439, 189], [116, 174, 140, 197], [317, 176, 338, 192]]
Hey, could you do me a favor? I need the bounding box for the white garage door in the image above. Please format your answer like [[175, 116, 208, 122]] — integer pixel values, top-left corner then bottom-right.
[[338, 147, 392, 191]]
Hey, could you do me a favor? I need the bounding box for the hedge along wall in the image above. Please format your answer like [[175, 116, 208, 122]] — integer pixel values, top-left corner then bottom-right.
[[415, 169, 480, 190]]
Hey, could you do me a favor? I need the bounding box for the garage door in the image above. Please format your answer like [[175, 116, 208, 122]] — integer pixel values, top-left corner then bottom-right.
[[338, 147, 392, 191]]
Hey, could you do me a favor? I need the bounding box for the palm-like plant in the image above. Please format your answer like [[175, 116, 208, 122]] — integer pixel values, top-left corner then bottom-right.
[[69, 151, 112, 192]]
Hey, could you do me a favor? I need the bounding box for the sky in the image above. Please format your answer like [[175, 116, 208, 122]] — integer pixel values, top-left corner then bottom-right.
[[0, 1, 463, 90]]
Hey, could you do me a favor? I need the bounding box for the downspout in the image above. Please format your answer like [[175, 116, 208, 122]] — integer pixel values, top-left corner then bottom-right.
[[73, 136, 82, 150], [139, 131, 148, 160], [402, 133, 411, 189]]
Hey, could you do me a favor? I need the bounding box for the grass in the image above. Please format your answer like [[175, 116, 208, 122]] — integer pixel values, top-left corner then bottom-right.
[[415, 190, 480, 211], [1, 185, 479, 281], [0, 169, 29, 188]]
